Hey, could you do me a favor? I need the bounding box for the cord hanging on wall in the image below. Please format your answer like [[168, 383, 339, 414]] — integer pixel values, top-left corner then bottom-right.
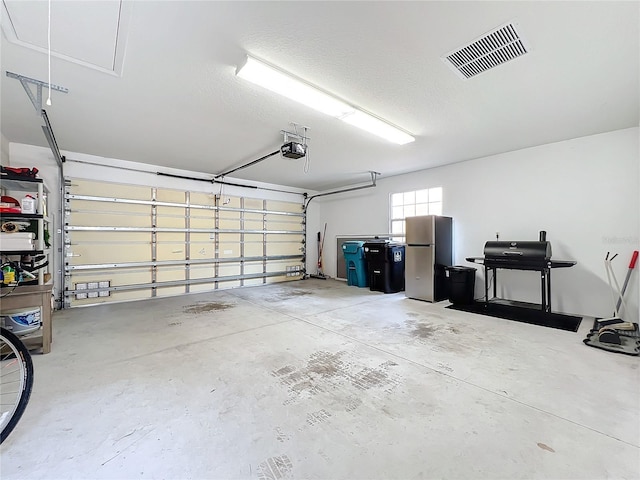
[[46, 0, 52, 106]]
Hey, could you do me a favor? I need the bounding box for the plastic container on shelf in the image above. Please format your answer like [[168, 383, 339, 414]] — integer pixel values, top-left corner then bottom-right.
[[1, 307, 42, 335], [20, 195, 37, 214]]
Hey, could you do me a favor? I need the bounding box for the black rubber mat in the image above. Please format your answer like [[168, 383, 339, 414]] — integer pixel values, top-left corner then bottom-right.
[[446, 301, 582, 332]]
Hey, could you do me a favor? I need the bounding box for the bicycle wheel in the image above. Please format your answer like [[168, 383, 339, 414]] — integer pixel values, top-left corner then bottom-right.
[[0, 327, 34, 444]]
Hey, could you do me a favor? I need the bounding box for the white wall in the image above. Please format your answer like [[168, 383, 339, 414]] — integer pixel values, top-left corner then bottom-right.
[[8, 143, 317, 307], [1, 133, 9, 165], [316, 128, 640, 321]]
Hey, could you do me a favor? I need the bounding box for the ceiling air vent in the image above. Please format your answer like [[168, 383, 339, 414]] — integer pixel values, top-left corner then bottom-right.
[[442, 22, 530, 80]]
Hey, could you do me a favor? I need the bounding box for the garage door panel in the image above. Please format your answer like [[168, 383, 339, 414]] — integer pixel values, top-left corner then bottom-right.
[[244, 217, 264, 228], [266, 233, 300, 244], [267, 244, 302, 256], [69, 179, 151, 200], [267, 200, 302, 213], [156, 244, 186, 260], [71, 269, 151, 287], [156, 267, 186, 282], [190, 244, 215, 258], [244, 198, 263, 209], [190, 217, 215, 229], [219, 218, 240, 229], [156, 232, 185, 242], [69, 200, 151, 215], [69, 244, 151, 264], [190, 192, 215, 205], [156, 210, 186, 228], [69, 231, 150, 244], [218, 247, 239, 258], [190, 266, 215, 280], [65, 178, 304, 307], [189, 232, 213, 242], [244, 241, 264, 256], [267, 220, 303, 231], [70, 212, 151, 228], [156, 189, 186, 203], [244, 263, 263, 275], [155, 286, 187, 297], [218, 264, 240, 277], [218, 233, 240, 244], [265, 260, 289, 272], [189, 283, 216, 293], [221, 198, 240, 209]]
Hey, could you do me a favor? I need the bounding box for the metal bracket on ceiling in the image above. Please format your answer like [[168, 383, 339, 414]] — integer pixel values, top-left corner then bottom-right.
[[6, 71, 68, 113], [370, 170, 380, 186], [281, 123, 310, 145]]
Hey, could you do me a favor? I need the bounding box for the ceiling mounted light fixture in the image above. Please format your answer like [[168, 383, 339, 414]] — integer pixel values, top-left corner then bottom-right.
[[236, 55, 415, 145]]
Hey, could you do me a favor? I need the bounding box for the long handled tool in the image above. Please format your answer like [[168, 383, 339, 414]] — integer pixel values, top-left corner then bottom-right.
[[598, 252, 632, 344], [604, 253, 629, 318], [310, 223, 328, 279], [615, 250, 638, 313]]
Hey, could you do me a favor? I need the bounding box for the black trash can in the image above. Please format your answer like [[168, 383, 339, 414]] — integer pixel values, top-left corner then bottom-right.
[[445, 266, 476, 305], [363, 241, 405, 293]]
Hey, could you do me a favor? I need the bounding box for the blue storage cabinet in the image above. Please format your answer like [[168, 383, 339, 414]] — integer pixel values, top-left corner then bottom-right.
[[342, 241, 369, 287]]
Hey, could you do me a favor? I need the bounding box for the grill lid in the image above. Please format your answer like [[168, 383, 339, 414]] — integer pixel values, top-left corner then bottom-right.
[[484, 241, 552, 260]]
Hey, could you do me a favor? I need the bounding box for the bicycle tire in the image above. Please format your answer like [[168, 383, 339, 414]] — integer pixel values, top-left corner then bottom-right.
[[0, 327, 34, 444]]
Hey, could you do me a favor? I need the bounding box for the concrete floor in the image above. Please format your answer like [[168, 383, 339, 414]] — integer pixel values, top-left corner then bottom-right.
[[1, 279, 639, 479]]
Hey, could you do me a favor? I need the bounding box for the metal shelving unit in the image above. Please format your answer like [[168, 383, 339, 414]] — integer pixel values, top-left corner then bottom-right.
[[1, 177, 51, 284], [1, 176, 53, 353]]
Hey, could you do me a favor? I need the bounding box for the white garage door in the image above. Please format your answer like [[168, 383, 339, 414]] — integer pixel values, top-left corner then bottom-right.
[[64, 178, 304, 307]]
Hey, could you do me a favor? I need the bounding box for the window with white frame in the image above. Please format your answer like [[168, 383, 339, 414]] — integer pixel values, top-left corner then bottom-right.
[[390, 187, 443, 239]]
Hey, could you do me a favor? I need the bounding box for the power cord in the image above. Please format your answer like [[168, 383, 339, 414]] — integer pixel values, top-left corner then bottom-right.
[[474, 269, 494, 301]]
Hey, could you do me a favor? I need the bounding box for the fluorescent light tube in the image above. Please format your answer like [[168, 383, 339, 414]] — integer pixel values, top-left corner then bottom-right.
[[341, 111, 415, 145], [236, 55, 415, 145], [237, 56, 354, 117]]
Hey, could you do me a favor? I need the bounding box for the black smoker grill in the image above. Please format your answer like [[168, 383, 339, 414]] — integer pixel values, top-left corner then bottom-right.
[[483, 241, 552, 270], [467, 232, 576, 313]]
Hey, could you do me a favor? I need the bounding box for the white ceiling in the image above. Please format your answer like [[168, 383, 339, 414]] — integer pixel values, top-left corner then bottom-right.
[[1, 1, 638, 191]]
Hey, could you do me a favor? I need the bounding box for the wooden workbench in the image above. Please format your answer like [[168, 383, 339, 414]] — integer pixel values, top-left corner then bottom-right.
[[1, 284, 53, 354]]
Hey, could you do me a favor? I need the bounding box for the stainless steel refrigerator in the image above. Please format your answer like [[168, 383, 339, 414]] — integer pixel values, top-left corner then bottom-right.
[[405, 215, 453, 302]]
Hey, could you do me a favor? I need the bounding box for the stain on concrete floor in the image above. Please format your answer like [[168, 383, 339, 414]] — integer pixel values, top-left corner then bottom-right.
[[183, 302, 234, 314], [272, 351, 401, 406], [410, 323, 440, 339], [275, 289, 313, 300], [257, 454, 293, 480], [537, 442, 555, 453], [306, 409, 332, 426], [406, 319, 464, 339]]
